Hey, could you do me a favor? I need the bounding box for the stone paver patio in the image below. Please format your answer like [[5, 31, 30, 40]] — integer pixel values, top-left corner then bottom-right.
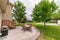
[[0, 26, 40, 40]]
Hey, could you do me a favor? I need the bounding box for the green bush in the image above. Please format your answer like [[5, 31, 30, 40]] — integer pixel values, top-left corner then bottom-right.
[[16, 23, 22, 26]]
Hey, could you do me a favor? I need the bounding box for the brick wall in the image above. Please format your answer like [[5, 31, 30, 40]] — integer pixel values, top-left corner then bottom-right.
[[2, 20, 16, 29]]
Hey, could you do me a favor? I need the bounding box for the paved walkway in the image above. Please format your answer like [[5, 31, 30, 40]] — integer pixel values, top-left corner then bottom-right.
[[0, 26, 40, 40], [37, 23, 60, 26]]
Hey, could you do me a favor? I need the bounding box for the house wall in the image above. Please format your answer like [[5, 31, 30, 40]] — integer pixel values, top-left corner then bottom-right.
[[0, 9, 2, 34], [2, 3, 16, 29], [0, 0, 16, 29], [2, 4, 12, 21]]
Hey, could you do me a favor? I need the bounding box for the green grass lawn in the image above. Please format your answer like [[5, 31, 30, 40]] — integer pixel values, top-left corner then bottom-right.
[[32, 23, 60, 40]]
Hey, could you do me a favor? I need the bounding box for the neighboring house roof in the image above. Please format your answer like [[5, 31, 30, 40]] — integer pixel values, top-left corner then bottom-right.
[[0, 0, 9, 13]]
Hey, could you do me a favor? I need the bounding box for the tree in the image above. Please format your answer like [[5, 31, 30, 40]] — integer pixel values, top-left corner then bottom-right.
[[32, 0, 58, 26], [56, 10, 60, 19], [12, 1, 26, 23], [53, 10, 60, 20]]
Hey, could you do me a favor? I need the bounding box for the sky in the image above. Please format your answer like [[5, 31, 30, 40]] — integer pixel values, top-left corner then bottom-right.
[[9, 0, 60, 20]]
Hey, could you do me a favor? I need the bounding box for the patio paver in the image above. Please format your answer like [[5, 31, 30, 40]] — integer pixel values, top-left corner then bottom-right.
[[0, 26, 40, 40]]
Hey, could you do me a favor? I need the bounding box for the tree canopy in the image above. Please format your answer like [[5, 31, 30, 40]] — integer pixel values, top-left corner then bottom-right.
[[12, 1, 26, 23], [53, 10, 60, 20], [32, 0, 58, 26]]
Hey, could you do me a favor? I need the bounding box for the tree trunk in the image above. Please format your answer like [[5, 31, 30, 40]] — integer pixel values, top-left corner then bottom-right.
[[44, 21, 46, 27], [56, 19, 58, 24]]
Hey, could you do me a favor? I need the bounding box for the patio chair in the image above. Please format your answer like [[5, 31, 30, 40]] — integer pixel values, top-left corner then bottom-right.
[[27, 24, 32, 32], [21, 24, 27, 31]]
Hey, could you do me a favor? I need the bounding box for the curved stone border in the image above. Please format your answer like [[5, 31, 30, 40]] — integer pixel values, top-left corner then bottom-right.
[[23, 27, 40, 40], [33, 27, 40, 40]]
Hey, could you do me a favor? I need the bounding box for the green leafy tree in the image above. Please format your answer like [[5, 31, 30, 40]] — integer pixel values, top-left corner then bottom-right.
[[57, 10, 60, 19], [32, 0, 58, 26], [53, 10, 60, 20], [12, 1, 26, 23]]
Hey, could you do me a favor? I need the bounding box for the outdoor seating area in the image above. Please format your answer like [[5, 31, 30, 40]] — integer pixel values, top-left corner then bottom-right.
[[21, 24, 32, 32], [0, 26, 40, 40], [0, 0, 60, 40]]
